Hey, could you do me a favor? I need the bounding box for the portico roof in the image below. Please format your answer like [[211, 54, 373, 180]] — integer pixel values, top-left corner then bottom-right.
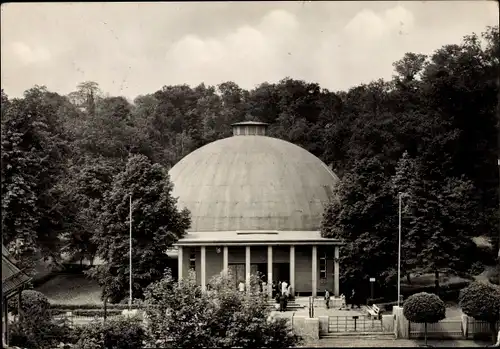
[[173, 230, 343, 247]]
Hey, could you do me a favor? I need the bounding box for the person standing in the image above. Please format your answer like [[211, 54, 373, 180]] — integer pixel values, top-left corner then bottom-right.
[[281, 280, 288, 296], [324, 289, 331, 309]]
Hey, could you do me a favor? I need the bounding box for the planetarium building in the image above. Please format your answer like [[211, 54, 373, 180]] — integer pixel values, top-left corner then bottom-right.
[[171, 121, 343, 297]]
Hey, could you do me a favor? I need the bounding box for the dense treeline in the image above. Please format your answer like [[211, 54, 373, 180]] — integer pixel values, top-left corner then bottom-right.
[[1, 26, 498, 301]]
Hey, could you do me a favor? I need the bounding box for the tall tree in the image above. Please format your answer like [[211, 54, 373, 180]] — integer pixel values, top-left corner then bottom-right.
[[1, 87, 70, 272], [87, 155, 191, 302], [391, 152, 480, 291], [321, 157, 398, 295]]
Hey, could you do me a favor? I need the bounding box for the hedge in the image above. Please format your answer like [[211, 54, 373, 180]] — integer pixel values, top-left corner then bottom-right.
[[52, 309, 125, 317], [50, 303, 142, 310]]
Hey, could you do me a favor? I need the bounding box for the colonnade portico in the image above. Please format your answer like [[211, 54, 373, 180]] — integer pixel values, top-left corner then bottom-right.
[[175, 231, 342, 297]]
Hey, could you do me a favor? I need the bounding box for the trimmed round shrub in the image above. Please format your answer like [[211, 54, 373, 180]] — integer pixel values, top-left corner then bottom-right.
[[403, 292, 446, 324], [459, 281, 500, 342], [403, 292, 446, 346], [7, 290, 76, 349], [9, 289, 51, 318]]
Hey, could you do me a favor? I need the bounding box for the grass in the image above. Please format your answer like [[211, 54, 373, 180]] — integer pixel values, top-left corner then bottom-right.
[[35, 273, 103, 305]]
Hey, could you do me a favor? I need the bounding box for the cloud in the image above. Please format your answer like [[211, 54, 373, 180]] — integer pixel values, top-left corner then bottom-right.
[[9, 42, 51, 65], [165, 9, 300, 89], [0, 2, 497, 99]]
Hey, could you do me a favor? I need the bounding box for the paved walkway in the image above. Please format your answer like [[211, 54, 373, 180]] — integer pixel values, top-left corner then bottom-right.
[[300, 338, 491, 347]]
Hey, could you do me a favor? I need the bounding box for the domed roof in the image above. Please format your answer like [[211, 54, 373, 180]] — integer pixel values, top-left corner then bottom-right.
[[169, 125, 339, 232]]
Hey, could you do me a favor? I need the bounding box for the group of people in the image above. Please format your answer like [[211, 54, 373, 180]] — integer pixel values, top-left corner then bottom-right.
[[324, 288, 362, 310], [236, 278, 292, 311], [273, 280, 292, 312]]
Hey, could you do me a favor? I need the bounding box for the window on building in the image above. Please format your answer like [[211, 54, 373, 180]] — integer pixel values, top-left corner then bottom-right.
[[320, 253, 327, 280], [189, 250, 196, 271]]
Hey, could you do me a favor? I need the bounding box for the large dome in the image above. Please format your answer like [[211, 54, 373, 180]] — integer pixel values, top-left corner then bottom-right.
[[169, 122, 339, 232]]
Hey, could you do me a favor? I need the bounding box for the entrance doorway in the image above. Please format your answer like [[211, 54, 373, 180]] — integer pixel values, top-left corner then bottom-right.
[[273, 263, 290, 284]]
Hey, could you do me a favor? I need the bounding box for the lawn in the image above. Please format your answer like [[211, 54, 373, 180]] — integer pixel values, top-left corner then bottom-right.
[[35, 274, 103, 305]]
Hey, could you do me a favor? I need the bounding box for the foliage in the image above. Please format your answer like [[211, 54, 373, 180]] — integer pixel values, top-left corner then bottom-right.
[[8, 290, 72, 349], [403, 292, 446, 324], [87, 154, 190, 302], [142, 269, 300, 349], [60, 156, 121, 265], [459, 281, 500, 323], [50, 303, 136, 310], [321, 157, 398, 295], [1, 87, 71, 273], [72, 317, 146, 349], [459, 281, 500, 343], [391, 151, 480, 290], [0, 25, 498, 298]]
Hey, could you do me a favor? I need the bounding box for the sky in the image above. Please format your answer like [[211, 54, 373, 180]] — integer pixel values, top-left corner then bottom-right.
[[1, 1, 498, 100]]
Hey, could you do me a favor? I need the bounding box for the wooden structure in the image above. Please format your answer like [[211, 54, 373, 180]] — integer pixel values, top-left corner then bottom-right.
[[170, 121, 344, 296], [2, 245, 32, 346]]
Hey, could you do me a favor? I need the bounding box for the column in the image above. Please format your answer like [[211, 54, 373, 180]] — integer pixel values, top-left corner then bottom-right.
[[223, 246, 229, 275], [289, 246, 295, 296], [245, 246, 251, 291], [334, 245, 340, 297], [178, 246, 183, 283], [201, 246, 206, 292], [267, 246, 273, 298], [312, 245, 317, 297]]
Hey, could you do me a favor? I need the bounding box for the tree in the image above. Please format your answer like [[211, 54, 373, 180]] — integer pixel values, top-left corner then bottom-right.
[[392, 152, 480, 292], [87, 154, 191, 302], [68, 81, 101, 116], [61, 156, 122, 267], [1, 87, 71, 273], [321, 157, 398, 296], [403, 292, 446, 346], [459, 281, 500, 343], [142, 269, 300, 349]]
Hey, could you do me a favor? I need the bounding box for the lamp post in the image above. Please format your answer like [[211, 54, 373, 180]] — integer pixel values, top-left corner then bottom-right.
[[398, 192, 409, 307]]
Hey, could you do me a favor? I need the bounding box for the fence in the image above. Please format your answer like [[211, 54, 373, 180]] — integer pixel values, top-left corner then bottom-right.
[[408, 318, 499, 340], [52, 308, 143, 327], [409, 319, 463, 339]]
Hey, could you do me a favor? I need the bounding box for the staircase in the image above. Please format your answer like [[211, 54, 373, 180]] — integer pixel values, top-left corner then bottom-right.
[[268, 299, 305, 310]]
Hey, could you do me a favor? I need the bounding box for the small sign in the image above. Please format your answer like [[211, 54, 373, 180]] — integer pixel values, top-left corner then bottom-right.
[[369, 278, 376, 282]]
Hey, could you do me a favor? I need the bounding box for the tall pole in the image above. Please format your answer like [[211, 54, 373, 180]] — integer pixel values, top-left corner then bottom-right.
[[129, 194, 132, 311], [398, 192, 402, 307]]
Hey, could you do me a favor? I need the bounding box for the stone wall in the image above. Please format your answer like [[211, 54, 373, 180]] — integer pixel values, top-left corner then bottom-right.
[[291, 316, 319, 342]]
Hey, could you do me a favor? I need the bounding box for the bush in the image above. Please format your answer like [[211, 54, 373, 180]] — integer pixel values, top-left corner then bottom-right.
[[142, 269, 301, 348], [403, 292, 446, 346], [73, 317, 146, 349], [469, 262, 485, 276], [52, 309, 124, 317], [459, 281, 500, 343], [9, 289, 51, 318], [7, 290, 74, 349], [50, 303, 134, 310]]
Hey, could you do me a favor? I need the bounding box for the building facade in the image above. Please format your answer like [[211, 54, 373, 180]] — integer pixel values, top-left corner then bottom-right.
[[170, 121, 343, 297]]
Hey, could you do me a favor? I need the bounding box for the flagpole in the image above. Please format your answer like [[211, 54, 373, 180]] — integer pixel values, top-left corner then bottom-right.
[[129, 194, 132, 311]]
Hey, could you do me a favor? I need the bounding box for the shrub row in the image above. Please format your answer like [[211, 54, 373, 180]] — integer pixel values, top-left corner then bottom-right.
[[50, 303, 139, 310], [52, 309, 125, 317]]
